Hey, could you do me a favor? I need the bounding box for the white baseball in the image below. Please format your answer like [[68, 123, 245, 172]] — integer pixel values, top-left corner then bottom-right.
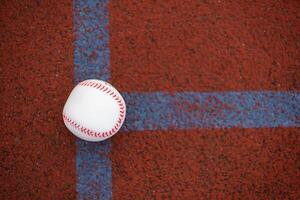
[[62, 79, 126, 142]]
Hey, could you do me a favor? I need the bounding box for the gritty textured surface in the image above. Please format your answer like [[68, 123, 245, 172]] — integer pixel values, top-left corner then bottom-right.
[[1, 0, 300, 199], [0, 1, 76, 199], [110, 0, 300, 92], [109, 0, 300, 199], [112, 128, 300, 199]]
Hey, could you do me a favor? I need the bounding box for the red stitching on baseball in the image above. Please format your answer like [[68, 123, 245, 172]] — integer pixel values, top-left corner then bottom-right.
[[63, 80, 125, 138]]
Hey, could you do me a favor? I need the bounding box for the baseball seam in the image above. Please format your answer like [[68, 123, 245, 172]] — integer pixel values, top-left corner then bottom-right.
[[63, 80, 126, 138]]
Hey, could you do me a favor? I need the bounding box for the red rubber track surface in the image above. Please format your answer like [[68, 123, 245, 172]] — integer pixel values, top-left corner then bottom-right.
[[110, 0, 300, 92], [0, 1, 76, 199], [109, 0, 300, 199]]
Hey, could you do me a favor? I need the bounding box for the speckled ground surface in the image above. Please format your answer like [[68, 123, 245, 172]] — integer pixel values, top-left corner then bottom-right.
[[112, 128, 300, 199], [1, 0, 300, 199], [1, 1, 76, 199], [110, 0, 300, 92], [110, 1, 300, 198]]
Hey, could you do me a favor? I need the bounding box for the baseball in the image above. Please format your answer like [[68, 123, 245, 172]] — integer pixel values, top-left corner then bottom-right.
[[62, 79, 126, 142]]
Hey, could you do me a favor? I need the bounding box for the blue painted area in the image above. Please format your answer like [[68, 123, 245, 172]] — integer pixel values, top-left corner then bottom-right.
[[76, 141, 112, 200], [74, 0, 111, 199], [122, 92, 300, 130], [74, 0, 110, 82]]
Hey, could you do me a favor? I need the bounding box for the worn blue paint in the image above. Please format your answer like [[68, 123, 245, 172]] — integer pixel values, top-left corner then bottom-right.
[[76, 141, 112, 200], [74, 0, 110, 82], [122, 92, 300, 130], [74, 0, 112, 199]]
